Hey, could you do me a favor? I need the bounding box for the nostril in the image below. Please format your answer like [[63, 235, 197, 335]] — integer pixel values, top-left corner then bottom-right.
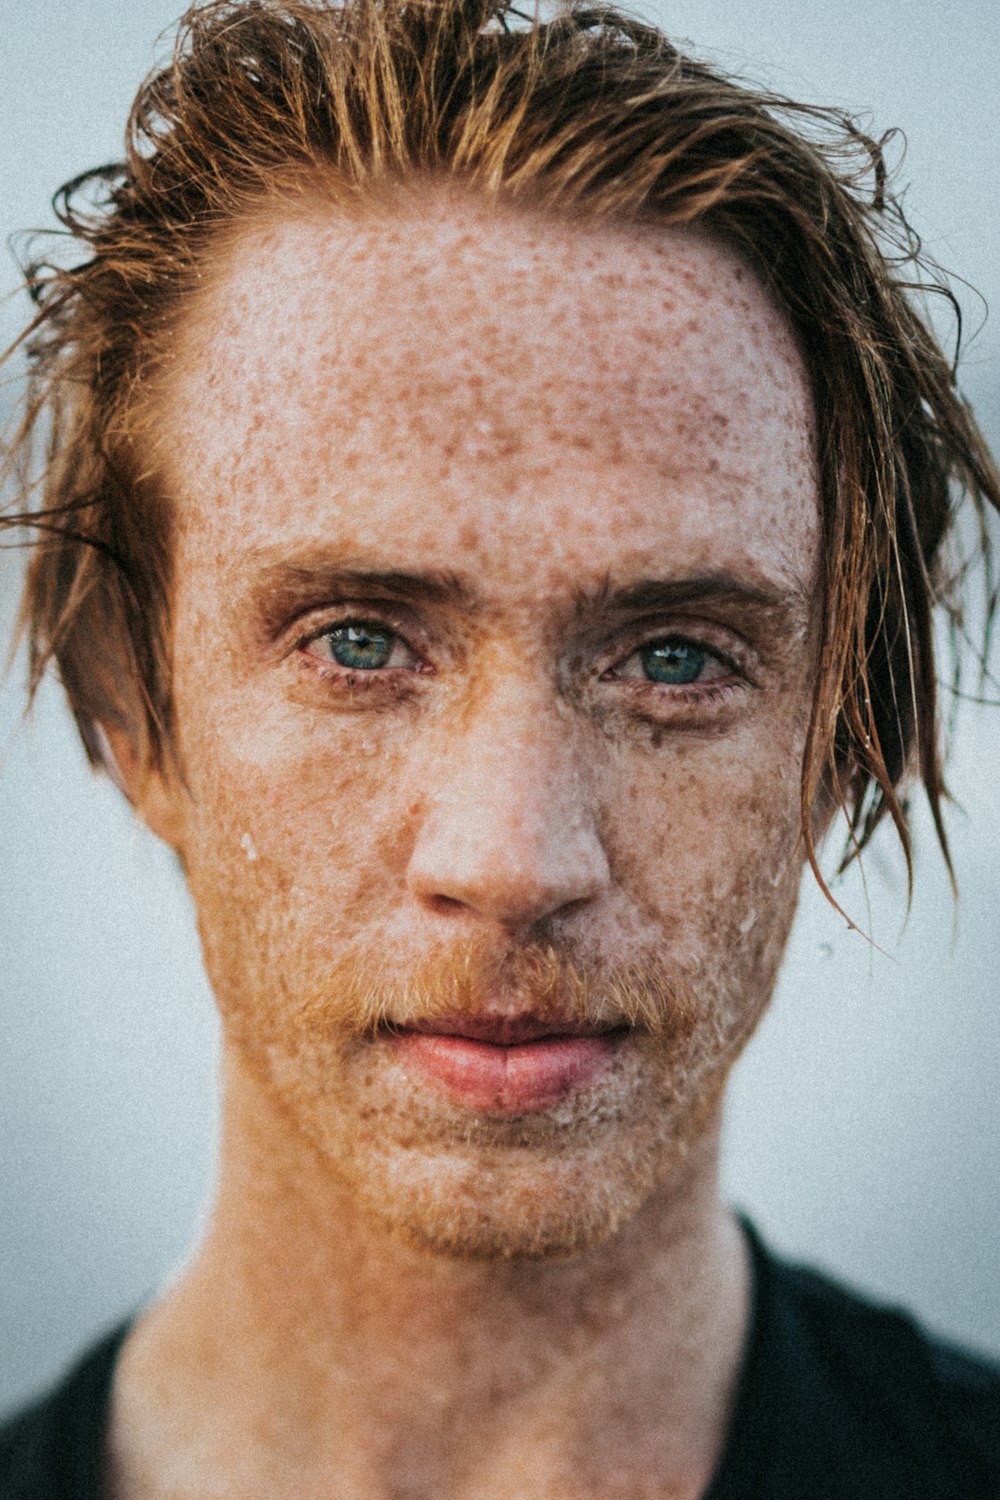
[[428, 893, 467, 914]]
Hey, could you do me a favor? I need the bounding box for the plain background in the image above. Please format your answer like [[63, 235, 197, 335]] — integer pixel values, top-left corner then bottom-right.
[[1, 0, 998, 1418]]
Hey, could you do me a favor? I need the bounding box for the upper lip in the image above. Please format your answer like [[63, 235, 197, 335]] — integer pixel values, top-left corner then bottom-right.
[[389, 1016, 625, 1046]]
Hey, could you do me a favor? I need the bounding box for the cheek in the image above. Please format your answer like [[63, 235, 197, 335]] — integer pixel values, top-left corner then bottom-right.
[[175, 707, 422, 1018], [604, 733, 805, 983]]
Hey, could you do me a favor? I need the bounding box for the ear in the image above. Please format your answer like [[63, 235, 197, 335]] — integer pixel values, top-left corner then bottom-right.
[[97, 723, 187, 852]]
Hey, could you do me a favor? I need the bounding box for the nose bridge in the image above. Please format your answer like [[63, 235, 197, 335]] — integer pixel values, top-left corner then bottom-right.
[[406, 673, 609, 926]]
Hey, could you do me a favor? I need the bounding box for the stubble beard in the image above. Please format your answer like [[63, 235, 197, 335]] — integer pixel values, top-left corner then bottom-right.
[[229, 933, 760, 1264]]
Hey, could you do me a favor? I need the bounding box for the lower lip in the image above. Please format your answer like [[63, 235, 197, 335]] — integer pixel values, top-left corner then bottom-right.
[[385, 1030, 625, 1114]]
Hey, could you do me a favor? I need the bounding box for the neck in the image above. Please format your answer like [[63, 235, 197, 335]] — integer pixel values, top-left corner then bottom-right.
[[109, 1051, 750, 1500]]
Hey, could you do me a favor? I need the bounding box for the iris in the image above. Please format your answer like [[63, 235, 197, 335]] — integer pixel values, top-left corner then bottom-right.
[[640, 640, 705, 685], [325, 623, 394, 670]]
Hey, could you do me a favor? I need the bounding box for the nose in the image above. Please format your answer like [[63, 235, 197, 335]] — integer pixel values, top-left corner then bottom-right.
[[405, 687, 610, 930]]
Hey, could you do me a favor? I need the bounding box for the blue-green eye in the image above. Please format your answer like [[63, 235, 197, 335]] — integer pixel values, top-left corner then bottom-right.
[[322, 622, 397, 670], [638, 639, 708, 685]]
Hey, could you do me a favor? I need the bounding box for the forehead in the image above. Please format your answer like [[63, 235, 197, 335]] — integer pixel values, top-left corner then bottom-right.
[[160, 189, 818, 597]]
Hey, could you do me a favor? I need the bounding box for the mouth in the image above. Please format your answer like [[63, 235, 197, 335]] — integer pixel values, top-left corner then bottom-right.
[[382, 1014, 629, 1114]]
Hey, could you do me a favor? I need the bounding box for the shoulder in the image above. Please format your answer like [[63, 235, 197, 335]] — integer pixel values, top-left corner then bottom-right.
[[715, 1221, 1000, 1500], [0, 1323, 131, 1500], [775, 1239, 1000, 1430]]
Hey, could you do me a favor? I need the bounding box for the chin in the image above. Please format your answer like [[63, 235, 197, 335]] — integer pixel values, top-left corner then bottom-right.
[[338, 1108, 704, 1264], [360, 1182, 642, 1263], [238, 1013, 735, 1263]]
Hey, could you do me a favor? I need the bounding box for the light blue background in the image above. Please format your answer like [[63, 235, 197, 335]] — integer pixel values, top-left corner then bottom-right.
[[2, 0, 998, 1416]]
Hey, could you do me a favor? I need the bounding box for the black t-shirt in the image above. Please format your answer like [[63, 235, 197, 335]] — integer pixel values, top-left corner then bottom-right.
[[3, 1222, 998, 1498]]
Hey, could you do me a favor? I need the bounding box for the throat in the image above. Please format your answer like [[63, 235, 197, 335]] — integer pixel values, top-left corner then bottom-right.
[[106, 1052, 748, 1500]]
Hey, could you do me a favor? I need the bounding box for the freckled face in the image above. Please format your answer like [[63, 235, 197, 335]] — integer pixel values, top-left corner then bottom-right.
[[155, 193, 820, 1259]]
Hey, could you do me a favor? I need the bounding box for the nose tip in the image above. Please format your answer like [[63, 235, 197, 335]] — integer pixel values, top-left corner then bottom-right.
[[405, 785, 610, 930]]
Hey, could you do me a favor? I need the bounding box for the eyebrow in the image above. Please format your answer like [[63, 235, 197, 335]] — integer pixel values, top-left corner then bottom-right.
[[247, 561, 478, 633], [570, 572, 806, 620], [246, 555, 808, 633]]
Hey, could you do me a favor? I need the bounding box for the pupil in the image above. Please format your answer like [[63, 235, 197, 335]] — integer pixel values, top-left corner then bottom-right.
[[640, 640, 704, 685], [328, 623, 393, 670]]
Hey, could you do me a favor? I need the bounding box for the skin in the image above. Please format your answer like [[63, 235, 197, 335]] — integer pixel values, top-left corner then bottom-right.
[[106, 187, 821, 1499]]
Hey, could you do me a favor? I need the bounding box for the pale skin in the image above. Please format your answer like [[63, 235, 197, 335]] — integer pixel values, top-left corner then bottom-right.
[[105, 188, 822, 1499]]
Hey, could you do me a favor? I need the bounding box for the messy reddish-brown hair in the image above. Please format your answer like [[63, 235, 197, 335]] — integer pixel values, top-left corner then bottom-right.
[[3, 0, 998, 892]]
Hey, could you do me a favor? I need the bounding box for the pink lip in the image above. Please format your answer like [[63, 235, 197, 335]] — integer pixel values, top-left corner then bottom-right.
[[384, 1019, 627, 1114]]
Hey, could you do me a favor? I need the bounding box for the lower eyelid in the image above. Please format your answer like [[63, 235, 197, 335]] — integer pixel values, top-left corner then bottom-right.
[[293, 652, 423, 701], [614, 677, 743, 702], [613, 678, 748, 726]]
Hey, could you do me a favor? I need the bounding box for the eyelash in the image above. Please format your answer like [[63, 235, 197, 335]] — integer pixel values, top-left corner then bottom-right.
[[294, 613, 747, 703], [296, 615, 424, 689], [602, 639, 742, 695]]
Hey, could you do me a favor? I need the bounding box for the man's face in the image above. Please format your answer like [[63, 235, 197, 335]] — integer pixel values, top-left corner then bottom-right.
[[148, 190, 820, 1259]]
